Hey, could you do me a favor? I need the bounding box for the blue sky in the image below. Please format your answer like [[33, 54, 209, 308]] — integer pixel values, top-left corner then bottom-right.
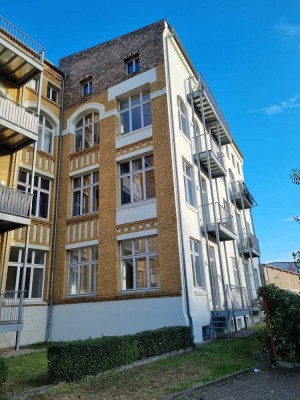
[[2, 0, 299, 263]]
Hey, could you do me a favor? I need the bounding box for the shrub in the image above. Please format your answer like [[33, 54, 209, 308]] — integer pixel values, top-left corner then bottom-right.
[[0, 358, 8, 387], [258, 284, 300, 361], [48, 326, 193, 383]]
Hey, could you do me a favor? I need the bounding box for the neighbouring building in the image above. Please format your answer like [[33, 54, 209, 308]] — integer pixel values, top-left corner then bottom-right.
[[0, 17, 263, 348], [264, 264, 300, 293]]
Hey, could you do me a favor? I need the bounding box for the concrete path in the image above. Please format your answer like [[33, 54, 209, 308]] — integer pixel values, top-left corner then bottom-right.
[[171, 368, 300, 400]]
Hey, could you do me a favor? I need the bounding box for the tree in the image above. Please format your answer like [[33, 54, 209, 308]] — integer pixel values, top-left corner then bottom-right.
[[291, 169, 300, 274]]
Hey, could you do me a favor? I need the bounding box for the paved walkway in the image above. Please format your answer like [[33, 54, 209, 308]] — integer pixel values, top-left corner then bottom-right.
[[171, 368, 300, 400]]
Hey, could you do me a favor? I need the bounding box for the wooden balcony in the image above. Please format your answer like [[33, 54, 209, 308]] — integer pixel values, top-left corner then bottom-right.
[[0, 185, 32, 233], [0, 16, 44, 86]]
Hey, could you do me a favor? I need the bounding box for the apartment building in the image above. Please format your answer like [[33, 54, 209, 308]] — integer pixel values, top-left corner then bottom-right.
[[0, 17, 263, 348]]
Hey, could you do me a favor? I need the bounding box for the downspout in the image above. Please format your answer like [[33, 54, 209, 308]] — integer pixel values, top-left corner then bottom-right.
[[46, 73, 65, 342], [164, 32, 193, 334]]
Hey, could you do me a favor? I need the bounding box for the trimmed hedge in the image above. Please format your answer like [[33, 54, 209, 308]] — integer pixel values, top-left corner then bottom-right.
[[48, 326, 193, 383], [0, 357, 8, 387]]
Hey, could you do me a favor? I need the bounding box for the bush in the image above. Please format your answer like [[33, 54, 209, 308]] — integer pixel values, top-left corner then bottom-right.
[[0, 358, 8, 387], [48, 326, 193, 383], [258, 284, 300, 361]]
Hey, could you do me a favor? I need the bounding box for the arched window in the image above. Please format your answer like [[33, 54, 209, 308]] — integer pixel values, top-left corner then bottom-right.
[[177, 97, 188, 137], [75, 112, 99, 152], [38, 115, 54, 154]]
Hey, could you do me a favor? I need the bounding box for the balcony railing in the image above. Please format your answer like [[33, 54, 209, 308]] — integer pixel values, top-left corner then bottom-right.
[[0, 16, 44, 62], [226, 285, 247, 309], [0, 185, 32, 218], [240, 232, 260, 254], [194, 134, 225, 167], [202, 202, 234, 232], [230, 181, 256, 208], [0, 94, 39, 136], [0, 290, 25, 324]]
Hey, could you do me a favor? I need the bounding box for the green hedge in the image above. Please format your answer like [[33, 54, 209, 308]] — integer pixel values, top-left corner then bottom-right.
[[48, 326, 193, 383], [0, 358, 8, 386], [258, 284, 300, 361]]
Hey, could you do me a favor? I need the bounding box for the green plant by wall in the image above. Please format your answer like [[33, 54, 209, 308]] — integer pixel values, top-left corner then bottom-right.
[[0, 357, 8, 399], [48, 326, 193, 383], [258, 284, 300, 361]]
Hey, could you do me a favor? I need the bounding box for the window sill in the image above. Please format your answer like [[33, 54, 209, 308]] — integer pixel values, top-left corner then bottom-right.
[[117, 197, 156, 211], [67, 293, 98, 298], [193, 288, 208, 296], [68, 212, 98, 222], [116, 126, 152, 149], [179, 130, 191, 144], [70, 144, 100, 157], [24, 300, 47, 305], [121, 288, 160, 295], [186, 202, 198, 213]]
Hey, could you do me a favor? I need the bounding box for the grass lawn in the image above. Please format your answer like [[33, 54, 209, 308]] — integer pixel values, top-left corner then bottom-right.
[[5, 334, 261, 399]]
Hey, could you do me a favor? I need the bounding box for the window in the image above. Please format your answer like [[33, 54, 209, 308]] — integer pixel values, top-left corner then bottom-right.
[[68, 246, 98, 295], [120, 236, 159, 291], [226, 146, 230, 158], [119, 90, 151, 135], [231, 153, 236, 167], [6, 247, 45, 299], [183, 161, 195, 206], [253, 268, 260, 289], [125, 56, 140, 75], [17, 171, 50, 219], [27, 78, 39, 91], [75, 112, 99, 152], [38, 115, 54, 154], [232, 258, 240, 286], [119, 154, 155, 205], [81, 79, 92, 96], [190, 239, 205, 288], [237, 162, 241, 175], [72, 172, 99, 216], [178, 97, 188, 137], [47, 84, 58, 103]]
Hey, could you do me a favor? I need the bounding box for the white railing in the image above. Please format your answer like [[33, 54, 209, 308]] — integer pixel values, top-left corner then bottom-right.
[[226, 285, 247, 309], [0, 95, 38, 136], [0, 291, 25, 323], [0, 185, 32, 218], [194, 134, 225, 167], [0, 16, 44, 62]]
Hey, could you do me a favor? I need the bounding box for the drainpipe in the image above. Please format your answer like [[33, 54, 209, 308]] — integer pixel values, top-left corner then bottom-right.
[[164, 32, 193, 335], [46, 73, 65, 342]]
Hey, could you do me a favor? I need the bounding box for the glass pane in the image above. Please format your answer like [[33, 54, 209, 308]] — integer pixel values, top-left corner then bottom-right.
[[187, 180, 193, 205], [136, 258, 147, 288], [131, 106, 142, 131], [148, 236, 158, 253], [37, 126, 43, 150], [44, 129, 52, 153], [39, 192, 49, 218], [9, 247, 20, 263], [132, 158, 142, 171], [84, 125, 92, 149], [93, 185, 99, 212], [145, 169, 155, 199], [85, 113, 93, 124], [120, 162, 130, 175], [18, 170, 27, 184], [142, 90, 150, 101], [120, 98, 129, 110], [80, 265, 89, 294], [68, 266, 78, 295], [149, 256, 160, 287], [120, 176, 131, 205], [122, 240, 132, 256], [83, 187, 91, 214], [135, 58, 140, 72], [91, 264, 98, 292], [93, 113, 99, 121], [144, 154, 153, 168], [6, 266, 18, 291], [81, 248, 89, 263], [93, 122, 99, 145], [24, 268, 31, 298], [91, 246, 98, 261], [76, 118, 83, 128], [31, 268, 44, 298], [72, 191, 81, 216], [27, 249, 33, 264], [32, 190, 37, 216], [83, 174, 91, 186], [70, 249, 79, 264], [143, 102, 151, 127], [73, 177, 81, 189], [75, 129, 83, 151], [41, 178, 50, 191], [34, 176, 39, 187], [127, 61, 134, 74], [34, 251, 45, 265], [120, 111, 130, 134], [131, 93, 141, 107], [134, 239, 146, 254], [132, 173, 144, 202], [122, 259, 133, 290], [93, 172, 99, 183], [192, 255, 201, 287], [45, 119, 52, 129]]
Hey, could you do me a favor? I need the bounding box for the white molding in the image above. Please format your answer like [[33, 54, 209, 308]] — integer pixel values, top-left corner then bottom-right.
[[69, 164, 99, 177], [19, 163, 55, 179], [108, 68, 157, 101], [116, 126, 152, 149], [66, 239, 98, 250], [117, 229, 157, 241], [23, 101, 60, 136], [116, 146, 153, 162], [150, 87, 167, 99], [10, 242, 50, 251]]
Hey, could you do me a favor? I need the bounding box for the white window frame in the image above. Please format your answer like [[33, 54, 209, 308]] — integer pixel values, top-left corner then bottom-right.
[[120, 236, 159, 291], [125, 57, 140, 75], [178, 97, 189, 137], [74, 112, 100, 152], [119, 154, 155, 205], [17, 171, 51, 220], [119, 90, 151, 135], [67, 246, 98, 296], [82, 80, 92, 96], [232, 257, 240, 286], [27, 78, 39, 91], [71, 171, 99, 217], [6, 247, 46, 300], [183, 161, 195, 206], [38, 115, 54, 154], [190, 239, 205, 289], [47, 84, 59, 103]]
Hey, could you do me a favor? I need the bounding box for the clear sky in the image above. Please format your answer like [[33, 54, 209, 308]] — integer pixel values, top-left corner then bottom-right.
[[2, 0, 299, 263]]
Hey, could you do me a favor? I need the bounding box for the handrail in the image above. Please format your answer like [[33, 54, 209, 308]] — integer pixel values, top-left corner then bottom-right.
[[0, 185, 32, 218], [194, 134, 225, 167], [202, 202, 234, 232], [230, 180, 257, 207], [0, 94, 38, 117], [0, 290, 26, 323], [0, 16, 44, 61], [241, 232, 260, 253]]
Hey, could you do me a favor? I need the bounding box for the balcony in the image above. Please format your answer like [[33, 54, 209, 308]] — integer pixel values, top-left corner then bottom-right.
[[0, 95, 38, 151], [187, 74, 231, 146], [230, 181, 256, 209], [193, 134, 226, 178], [201, 202, 236, 241], [226, 285, 248, 310], [0, 16, 44, 86], [0, 185, 32, 233], [0, 290, 24, 333], [239, 232, 261, 258]]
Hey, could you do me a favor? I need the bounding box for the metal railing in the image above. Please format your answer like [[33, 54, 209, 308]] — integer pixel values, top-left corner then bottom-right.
[[0, 94, 39, 135], [0, 185, 32, 218], [0, 16, 44, 61], [202, 202, 234, 232], [0, 291, 25, 324], [226, 285, 247, 309], [194, 134, 225, 167], [240, 232, 260, 253], [230, 180, 256, 207]]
